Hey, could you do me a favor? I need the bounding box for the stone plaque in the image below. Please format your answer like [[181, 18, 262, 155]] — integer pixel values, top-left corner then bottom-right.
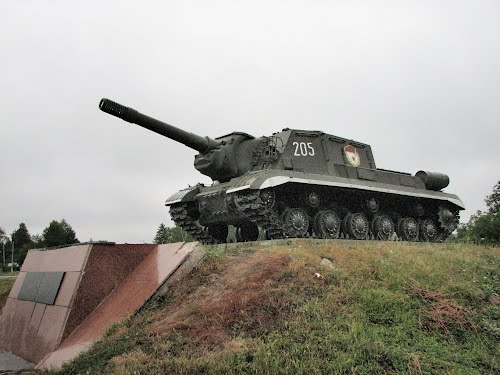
[[36, 272, 65, 305], [18, 272, 43, 302]]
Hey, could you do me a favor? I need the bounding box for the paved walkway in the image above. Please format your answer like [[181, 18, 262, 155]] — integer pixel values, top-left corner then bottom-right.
[[0, 350, 34, 373]]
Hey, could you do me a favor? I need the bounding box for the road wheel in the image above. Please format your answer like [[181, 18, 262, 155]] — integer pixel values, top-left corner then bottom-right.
[[313, 210, 340, 239]]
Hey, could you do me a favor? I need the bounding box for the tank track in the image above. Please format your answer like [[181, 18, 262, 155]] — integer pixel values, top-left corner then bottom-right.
[[231, 188, 454, 242], [169, 203, 216, 244], [233, 191, 284, 239], [171, 188, 456, 244]]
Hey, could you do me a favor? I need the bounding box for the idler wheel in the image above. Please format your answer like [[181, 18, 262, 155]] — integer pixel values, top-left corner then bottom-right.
[[372, 215, 395, 241], [345, 212, 369, 240], [207, 224, 228, 243], [397, 217, 419, 241], [313, 210, 340, 239], [282, 208, 310, 238], [236, 224, 259, 242], [419, 219, 438, 242]]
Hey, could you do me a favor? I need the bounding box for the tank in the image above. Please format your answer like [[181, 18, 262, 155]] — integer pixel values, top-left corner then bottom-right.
[[100, 98, 464, 243]]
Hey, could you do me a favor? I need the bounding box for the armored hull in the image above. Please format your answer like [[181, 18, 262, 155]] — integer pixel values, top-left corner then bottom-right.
[[167, 168, 463, 243], [100, 99, 464, 244]]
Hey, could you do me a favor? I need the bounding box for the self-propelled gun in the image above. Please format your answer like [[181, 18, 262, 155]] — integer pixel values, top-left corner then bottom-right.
[[99, 98, 464, 243]]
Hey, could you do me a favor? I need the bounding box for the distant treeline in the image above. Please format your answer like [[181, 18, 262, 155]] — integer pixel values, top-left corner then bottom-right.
[[153, 223, 194, 244], [0, 219, 79, 268], [0, 219, 194, 269]]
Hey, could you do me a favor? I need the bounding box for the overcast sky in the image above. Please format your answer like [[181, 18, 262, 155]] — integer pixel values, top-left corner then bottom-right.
[[1, 1, 499, 243]]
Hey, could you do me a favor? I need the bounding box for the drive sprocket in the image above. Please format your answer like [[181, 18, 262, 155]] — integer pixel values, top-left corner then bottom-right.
[[438, 206, 459, 233]]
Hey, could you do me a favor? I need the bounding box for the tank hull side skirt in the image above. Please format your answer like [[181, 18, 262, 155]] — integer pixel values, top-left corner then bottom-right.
[[233, 172, 465, 210], [169, 181, 459, 244]]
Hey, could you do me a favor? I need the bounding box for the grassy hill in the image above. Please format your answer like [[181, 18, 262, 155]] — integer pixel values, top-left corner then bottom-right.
[[49, 241, 498, 374]]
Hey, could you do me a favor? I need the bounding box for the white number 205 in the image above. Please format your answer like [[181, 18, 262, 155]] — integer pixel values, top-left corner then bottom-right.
[[293, 142, 315, 156]]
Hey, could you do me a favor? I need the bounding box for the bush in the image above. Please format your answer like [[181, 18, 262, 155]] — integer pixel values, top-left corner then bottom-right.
[[455, 181, 500, 245]]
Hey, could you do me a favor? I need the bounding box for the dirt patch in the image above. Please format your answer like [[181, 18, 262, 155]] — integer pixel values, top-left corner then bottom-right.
[[408, 286, 477, 334], [149, 252, 291, 347], [489, 294, 500, 306]]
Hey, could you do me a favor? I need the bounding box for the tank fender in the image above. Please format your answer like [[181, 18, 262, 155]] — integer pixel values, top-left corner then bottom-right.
[[165, 185, 200, 206], [231, 174, 465, 210]]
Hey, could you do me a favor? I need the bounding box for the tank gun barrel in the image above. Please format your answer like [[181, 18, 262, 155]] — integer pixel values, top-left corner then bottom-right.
[[99, 98, 220, 153]]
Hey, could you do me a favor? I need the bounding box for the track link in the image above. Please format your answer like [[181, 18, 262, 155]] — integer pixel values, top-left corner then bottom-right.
[[169, 203, 216, 244], [171, 190, 454, 244], [233, 190, 284, 239]]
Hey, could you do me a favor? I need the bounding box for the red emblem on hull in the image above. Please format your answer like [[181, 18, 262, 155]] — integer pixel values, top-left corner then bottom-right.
[[343, 145, 361, 167]]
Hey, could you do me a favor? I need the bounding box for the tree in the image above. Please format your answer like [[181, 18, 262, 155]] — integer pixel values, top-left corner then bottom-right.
[[42, 219, 79, 248], [455, 181, 500, 245], [11, 223, 32, 250], [154, 223, 169, 244], [0, 223, 33, 268], [17, 243, 35, 268], [485, 180, 500, 214], [166, 225, 194, 243], [154, 223, 194, 244], [0, 227, 7, 267], [0, 227, 7, 251], [60, 219, 79, 244], [31, 234, 45, 248]]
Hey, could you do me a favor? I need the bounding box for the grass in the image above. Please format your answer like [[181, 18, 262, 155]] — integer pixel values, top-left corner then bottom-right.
[[0, 271, 19, 276], [0, 278, 16, 310], [41, 241, 499, 374]]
